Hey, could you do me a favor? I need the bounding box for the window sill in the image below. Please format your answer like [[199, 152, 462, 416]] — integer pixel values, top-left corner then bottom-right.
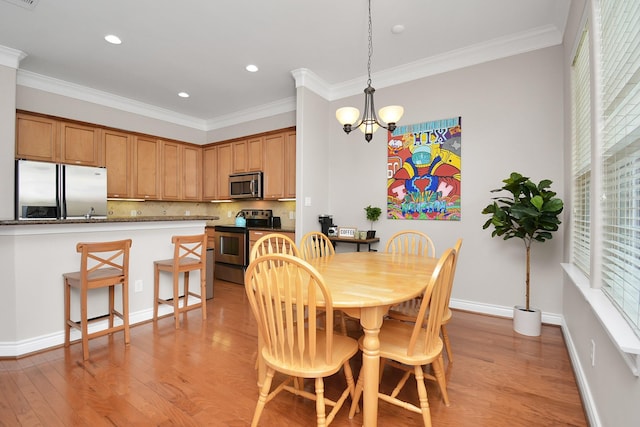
[[562, 263, 640, 376]]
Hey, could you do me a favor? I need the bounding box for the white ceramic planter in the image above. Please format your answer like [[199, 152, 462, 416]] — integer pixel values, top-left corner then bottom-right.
[[513, 305, 542, 336]]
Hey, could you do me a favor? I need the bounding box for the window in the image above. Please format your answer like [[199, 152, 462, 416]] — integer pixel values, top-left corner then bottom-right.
[[571, 0, 640, 336], [571, 26, 591, 276]]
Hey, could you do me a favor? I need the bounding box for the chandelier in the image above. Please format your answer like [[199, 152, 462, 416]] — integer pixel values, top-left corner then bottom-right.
[[335, 0, 404, 142]]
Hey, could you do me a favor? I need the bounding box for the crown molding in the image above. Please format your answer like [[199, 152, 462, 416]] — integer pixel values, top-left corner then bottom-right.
[[16, 70, 209, 130], [205, 96, 296, 130], [329, 24, 563, 100], [12, 23, 563, 131], [0, 45, 27, 69]]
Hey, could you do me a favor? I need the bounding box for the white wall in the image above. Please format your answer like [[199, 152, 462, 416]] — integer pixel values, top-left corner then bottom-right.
[[304, 46, 566, 318]]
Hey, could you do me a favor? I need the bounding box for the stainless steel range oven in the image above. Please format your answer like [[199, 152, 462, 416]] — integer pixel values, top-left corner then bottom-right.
[[213, 209, 272, 285]]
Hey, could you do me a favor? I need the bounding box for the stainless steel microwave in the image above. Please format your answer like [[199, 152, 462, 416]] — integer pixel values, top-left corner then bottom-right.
[[229, 171, 263, 199]]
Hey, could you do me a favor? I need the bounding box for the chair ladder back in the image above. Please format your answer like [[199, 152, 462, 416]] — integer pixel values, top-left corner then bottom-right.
[[406, 248, 456, 357], [172, 234, 206, 264], [77, 240, 131, 276]]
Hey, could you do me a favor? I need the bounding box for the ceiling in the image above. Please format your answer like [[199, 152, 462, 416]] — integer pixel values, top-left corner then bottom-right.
[[0, 0, 570, 130]]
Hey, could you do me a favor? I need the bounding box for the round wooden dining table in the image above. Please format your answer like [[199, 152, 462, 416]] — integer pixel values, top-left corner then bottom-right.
[[307, 251, 438, 427]]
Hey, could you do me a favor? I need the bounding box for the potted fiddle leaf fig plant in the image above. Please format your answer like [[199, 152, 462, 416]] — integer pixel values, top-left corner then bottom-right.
[[481, 172, 564, 336], [364, 205, 382, 239]]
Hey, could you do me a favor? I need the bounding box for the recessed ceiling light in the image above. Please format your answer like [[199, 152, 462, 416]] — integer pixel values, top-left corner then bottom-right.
[[178, 92, 190, 98], [104, 34, 122, 45], [246, 64, 259, 73], [391, 24, 405, 34]]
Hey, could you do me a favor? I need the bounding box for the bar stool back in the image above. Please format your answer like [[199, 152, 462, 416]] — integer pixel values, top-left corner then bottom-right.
[[153, 234, 207, 328], [63, 239, 132, 361]]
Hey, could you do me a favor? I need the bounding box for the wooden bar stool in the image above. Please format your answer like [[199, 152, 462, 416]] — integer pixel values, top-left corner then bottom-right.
[[63, 239, 132, 361], [153, 234, 207, 328]]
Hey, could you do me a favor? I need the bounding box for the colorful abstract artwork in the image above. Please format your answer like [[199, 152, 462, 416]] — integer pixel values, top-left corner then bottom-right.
[[387, 117, 461, 221]]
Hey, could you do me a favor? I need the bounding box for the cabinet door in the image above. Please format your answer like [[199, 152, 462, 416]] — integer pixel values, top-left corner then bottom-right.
[[202, 145, 218, 200], [15, 113, 59, 162], [232, 139, 248, 173], [263, 133, 286, 199], [284, 131, 296, 198], [161, 140, 181, 200], [59, 121, 101, 166], [133, 136, 160, 200], [182, 145, 202, 201], [247, 136, 263, 171], [103, 129, 132, 198], [216, 143, 233, 199]]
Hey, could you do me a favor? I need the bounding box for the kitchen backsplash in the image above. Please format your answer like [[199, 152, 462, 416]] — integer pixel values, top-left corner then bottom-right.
[[108, 200, 296, 228]]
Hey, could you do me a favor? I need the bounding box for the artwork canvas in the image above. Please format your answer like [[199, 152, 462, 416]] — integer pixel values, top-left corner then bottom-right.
[[387, 117, 461, 221]]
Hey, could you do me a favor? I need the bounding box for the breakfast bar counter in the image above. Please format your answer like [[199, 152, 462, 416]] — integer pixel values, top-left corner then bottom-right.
[[0, 217, 217, 357]]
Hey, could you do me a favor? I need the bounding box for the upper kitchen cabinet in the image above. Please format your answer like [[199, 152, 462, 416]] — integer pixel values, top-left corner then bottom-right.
[[16, 112, 60, 162], [202, 142, 232, 200], [132, 135, 161, 200], [103, 129, 133, 198], [232, 136, 263, 173], [160, 140, 181, 200], [59, 121, 101, 166], [263, 129, 296, 199], [181, 144, 202, 201]]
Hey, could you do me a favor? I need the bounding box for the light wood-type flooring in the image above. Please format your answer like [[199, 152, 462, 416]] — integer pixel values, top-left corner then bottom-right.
[[0, 280, 587, 426]]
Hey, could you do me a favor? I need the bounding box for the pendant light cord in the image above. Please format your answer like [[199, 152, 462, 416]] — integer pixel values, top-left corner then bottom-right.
[[367, 0, 373, 87]]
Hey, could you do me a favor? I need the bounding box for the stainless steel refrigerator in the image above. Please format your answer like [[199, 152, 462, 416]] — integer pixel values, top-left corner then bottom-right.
[[15, 159, 107, 220]]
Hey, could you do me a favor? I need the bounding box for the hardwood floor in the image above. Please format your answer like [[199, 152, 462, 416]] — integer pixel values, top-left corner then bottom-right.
[[0, 280, 587, 426]]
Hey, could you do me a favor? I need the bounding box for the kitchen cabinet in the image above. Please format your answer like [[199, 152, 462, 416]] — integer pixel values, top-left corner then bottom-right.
[[132, 135, 161, 200], [263, 130, 296, 199], [16, 113, 60, 162], [160, 140, 180, 200], [216, 143, 233, 199], [232, 136, 263, 173], [202, 142, 232, 200], [182, 144, 202, 201], [59, 121, 101, 166], [103, 129, 132, 198]]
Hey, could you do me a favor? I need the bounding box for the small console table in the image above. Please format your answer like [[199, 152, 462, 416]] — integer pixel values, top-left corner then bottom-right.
[[328, 236, 380, 252]]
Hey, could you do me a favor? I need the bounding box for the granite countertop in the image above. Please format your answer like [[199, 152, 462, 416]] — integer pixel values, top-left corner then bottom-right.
[[0, 216, 220, 226]]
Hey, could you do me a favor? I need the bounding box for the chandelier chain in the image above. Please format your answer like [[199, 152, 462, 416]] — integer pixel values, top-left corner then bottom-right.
[[367, 0, 373, 86]]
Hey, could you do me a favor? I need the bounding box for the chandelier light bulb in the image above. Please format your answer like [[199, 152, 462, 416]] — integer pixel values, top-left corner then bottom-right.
[[378, 105, 404, 125]]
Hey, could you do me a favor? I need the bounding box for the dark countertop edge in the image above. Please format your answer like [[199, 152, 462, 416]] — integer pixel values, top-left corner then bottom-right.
[[205, 225, 296, 233], [0, 216, 220, 226]]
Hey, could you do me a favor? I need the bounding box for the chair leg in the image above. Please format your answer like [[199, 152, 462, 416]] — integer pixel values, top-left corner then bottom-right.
[[441, 324, 453, 363], [173, 271, 180, 329], [432, 355, 450, 406], [122, 281, 130, 345], [414, 365, 433, 427], [348, 371, 364, 419], [251, 368, 275, 427], [200, 267, 207, 320], [64, 279, 70, 347], [108, 285, 115, 330], [314, 377, 327, 427], [184, 271, 190, 307], [153, 264, 159, 321], [80, 287, 89, 361]]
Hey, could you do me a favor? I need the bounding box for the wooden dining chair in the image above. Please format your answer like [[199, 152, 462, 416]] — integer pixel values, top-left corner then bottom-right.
[[349, 247, 457, 427], [63, 239, 132, 361], [301, 231, 355, 336], [153, 234, 207, 329], [245, 253, 358, 426], [388, 238, 463, 363], [249, 232, 299, 262], [385, 230, 436, 257], [300, 231, 335, 259]]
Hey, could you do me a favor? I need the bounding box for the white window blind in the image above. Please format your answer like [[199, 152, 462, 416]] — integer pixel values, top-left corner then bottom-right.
[[571, 26, 592, 276], [599, 0, 640, 334]]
